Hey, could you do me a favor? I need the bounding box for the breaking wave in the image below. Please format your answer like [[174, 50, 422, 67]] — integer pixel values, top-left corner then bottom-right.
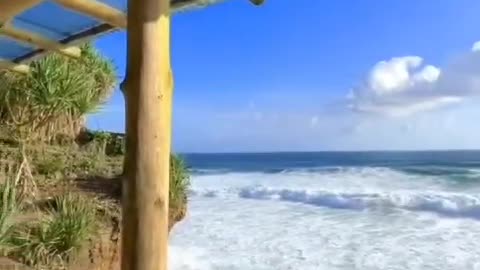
[[189, 166, 480, 220], [238, 187, 480, 219]]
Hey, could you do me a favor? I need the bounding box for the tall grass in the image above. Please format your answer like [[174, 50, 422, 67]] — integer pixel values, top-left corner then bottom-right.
[[0, 179, 20, 255], [12, 193, 97, 267], [47, 194, 97, 254], [170, 155, 190, 209]]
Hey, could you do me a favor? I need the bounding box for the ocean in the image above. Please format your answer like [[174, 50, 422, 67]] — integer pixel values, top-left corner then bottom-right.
[[169, 151, 480, 270]]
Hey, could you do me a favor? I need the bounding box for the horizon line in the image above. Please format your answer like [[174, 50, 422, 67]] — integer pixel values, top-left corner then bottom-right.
[[177, 149, 480, 155]]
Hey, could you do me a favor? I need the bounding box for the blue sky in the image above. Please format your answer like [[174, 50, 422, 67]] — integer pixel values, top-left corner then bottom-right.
[[88, 0, 480, 152]]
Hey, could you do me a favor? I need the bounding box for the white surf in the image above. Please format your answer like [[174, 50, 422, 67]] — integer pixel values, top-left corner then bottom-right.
[[169, 168, 480, 270]]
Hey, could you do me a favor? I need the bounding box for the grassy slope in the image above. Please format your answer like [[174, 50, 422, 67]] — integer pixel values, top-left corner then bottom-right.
[[0, 138, 190, 269]]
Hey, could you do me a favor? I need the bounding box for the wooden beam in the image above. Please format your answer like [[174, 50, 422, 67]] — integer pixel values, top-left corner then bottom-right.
[[0, 59, 30, 74], [0, 24, 81, 58], [122, 0, 172, 269], [14, 23, 115, 63], [0, 0, 42, 22], [53, 0, 127, 28]]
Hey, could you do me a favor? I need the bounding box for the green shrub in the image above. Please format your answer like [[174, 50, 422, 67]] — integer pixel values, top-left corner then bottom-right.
[[46, 194, 97, 255], [89, 131, 111, 142], [105, 135, 125, 156], [84, 130, 125, 156], [0, 179, 20, 255], [11, 222, 65, 267], [0, 44, 117, 142], [170, 155, 190, 210], [12, 193, 97, 267]]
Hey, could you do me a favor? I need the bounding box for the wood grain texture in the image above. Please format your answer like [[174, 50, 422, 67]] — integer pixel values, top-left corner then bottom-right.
[[0, 0, 42, 22], [53, 0, 127, 28], [0, 24, 81, 58], [122, 0, 172, 269]]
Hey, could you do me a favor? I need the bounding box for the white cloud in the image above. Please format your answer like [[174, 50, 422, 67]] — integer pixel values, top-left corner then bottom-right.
[[350, 40, 480, 116], [367, 56, 440, 95], [473, 41, 480, 52], [413, 65, 441, 83], [351, 96, 462, 117]]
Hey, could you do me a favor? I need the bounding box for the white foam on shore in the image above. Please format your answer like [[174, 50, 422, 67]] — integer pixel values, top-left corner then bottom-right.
[[169, 168, 480, 270]]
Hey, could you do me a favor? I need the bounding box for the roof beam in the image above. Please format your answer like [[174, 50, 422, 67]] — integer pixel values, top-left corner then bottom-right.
[[0, 0, 42, 22], [0, 24, 81, 58], [0, 59, 30, 74], [53, 0, 127, 28], [14, 23, 115, 63]]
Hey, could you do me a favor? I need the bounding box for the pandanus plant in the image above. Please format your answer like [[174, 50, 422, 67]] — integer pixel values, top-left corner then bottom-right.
[[0, 44, 116, 196], [0, 43, 116, 143]]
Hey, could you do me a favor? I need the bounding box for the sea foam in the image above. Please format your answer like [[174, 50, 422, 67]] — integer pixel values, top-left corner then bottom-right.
[[170, 167, 480, 270]]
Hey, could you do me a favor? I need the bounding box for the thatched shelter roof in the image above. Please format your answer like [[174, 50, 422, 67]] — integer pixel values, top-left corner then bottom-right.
[[0, 0, 225, 72]]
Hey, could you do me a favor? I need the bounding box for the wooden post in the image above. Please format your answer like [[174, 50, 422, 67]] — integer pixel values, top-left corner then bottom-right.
[[122, 0, 173, 270]]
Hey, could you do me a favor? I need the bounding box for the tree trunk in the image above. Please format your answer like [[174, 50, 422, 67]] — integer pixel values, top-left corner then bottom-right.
[[121, 1, 173, 270]]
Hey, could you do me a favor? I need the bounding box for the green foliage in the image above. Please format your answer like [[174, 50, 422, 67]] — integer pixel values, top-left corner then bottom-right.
[[11, 194, 97, 267], [46, 194, 97, 254], [82, 130, 112, 156], [0, 145, 191, 267], [90, 131, 111, 142], [0, 38, 192, 267], [75, 152, 107, 175], [83, 130, 125, 156], [106, 136, 125, 156], [170, 155, 190, 209], [0, 44, 117, 142], [35, 157, 64, 176], [11, 222, 66, 267], [0, 179, 20, 255]]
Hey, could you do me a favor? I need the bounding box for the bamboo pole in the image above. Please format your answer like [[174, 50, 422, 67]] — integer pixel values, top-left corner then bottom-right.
[[53, 0, 127, 28], [0, 0, 42, 22], [122, 0, 173, 269], [0, 25, 81, 58]]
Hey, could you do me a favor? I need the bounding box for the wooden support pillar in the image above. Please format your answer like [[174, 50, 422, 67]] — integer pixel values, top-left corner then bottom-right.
[[122, 0, 173, 270], [119, 78, 128, 176]]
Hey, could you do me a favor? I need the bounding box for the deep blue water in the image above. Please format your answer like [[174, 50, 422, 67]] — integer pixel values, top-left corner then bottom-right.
[[182, 151, 480, 178]]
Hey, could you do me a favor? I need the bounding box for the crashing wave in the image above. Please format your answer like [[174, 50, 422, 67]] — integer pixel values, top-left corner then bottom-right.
[[192, 186, 480, 220]]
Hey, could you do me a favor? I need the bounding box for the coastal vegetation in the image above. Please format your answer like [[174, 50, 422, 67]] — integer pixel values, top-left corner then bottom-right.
[[0, 45, 190, 269]]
